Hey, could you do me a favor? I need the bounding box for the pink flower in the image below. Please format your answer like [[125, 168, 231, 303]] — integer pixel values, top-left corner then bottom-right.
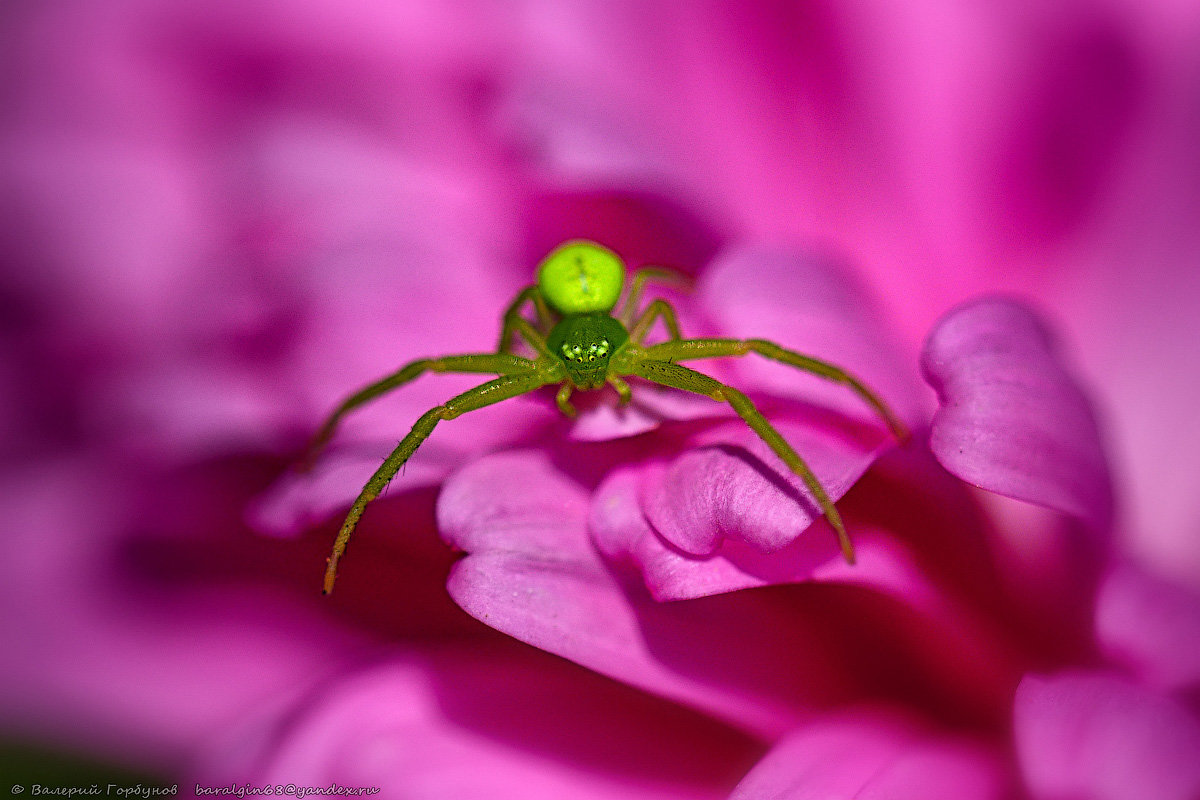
[[2, 1, 1198, 798]]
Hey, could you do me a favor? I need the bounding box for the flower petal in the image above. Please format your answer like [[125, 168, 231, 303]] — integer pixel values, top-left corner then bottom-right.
[[568, 383, 725, 443], [921, 297, 1113, 531], [202, 649, 760, 800], [730, 715, 1009, 800], [583, 240, 921, 587], [1014, 671, 1200, 800], [1096, 562, 1200, 693], [592, 458, 1026, 725], [590, 424, 1011, 618], [443, 450, 1027, 734], [595, 462, 920, 602], [438, 450, 858, 737], [642, 418, 885, 556], [698, 242, 924, 430]]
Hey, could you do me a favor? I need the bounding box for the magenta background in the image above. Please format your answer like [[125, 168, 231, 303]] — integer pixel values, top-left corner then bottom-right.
[[2, 0, 1198, 795]]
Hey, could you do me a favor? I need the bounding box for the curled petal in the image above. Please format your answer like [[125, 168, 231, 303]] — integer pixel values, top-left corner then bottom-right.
[[593, 463, 1024, 722], [438, 451, 858, 737], [730, 715, 1009, 800], [1015, 671, 1200, 800], [921, 298, 1113, 531], [595, 464, 924, 602], [591, 411, 1014, 619], [643, 419, 884, 556]]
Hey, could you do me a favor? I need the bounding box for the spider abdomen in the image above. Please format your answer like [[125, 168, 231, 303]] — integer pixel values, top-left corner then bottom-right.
[[537, 240, 626, 315]]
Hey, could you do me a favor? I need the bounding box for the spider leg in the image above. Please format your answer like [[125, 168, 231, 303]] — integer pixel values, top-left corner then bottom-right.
[[617, 267, 691, 328], [616, 355, 857, 563], [304, 353, 538, 468], [323, 366, 560, 594], [627, 298, 683, 345], [607, 375, 632, 406], [498, 285, 553, 354], [556, 383, 577, 417], [507, 316, 554, 360], [640, 338, 908, 441]]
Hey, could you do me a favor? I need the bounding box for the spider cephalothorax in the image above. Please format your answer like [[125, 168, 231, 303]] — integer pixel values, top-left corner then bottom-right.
[[308, 240, 907, 594], [547, 314, 628, 391]]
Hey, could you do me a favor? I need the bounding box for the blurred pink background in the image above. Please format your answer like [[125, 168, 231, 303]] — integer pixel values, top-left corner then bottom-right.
[[2, 1, 1198, 797]]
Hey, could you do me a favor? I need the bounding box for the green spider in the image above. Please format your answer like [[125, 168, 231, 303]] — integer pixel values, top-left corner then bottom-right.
[[310, 240, 908, 594]]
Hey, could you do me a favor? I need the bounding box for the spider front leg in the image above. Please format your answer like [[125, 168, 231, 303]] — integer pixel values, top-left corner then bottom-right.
[[324, 365, 560, 594], [498, 285, 553, 354], [556, 383, 577, 417], [607, 375, 632, 406], [615, 353, 857, 563], [641, 338, 909, 441], [502, 314, 555, 360], [617, 267, 691, 328], [303, 352, 537, 468], [628, 299, 683, 345]]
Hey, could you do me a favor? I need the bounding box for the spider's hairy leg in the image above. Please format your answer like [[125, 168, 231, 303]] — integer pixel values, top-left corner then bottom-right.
[[628, 298, 683, 345], [642, 338, 909, 441], [507, 316, 555, 359], [303, 353, 537, 469], [618, 267, 692, 328], [607, 375, 632, 406], [616, 354, 857, 563], [323, 365, 560, 594], [556, 383, 576, 417], [498, 285, 553, 354]]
